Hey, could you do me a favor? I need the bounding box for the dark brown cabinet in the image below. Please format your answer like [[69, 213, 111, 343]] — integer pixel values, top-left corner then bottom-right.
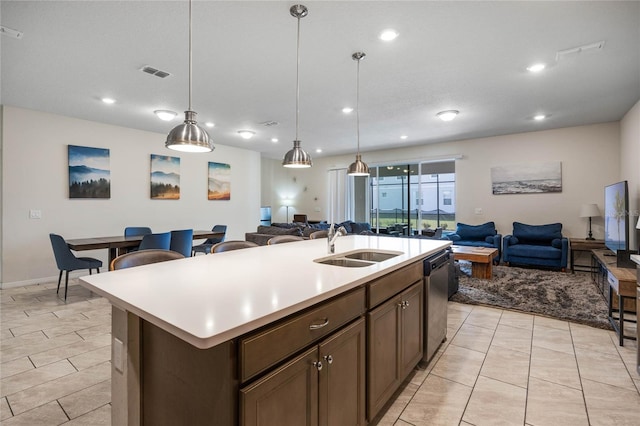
[[241, 318, 366, 426], [367, 281, 423, 420]]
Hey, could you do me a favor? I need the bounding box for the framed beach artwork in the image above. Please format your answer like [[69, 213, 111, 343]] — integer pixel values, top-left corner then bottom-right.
[[68, 145, 111, 199], [208, 162, 231, 200], [150, 154, 180, 199], [491, 161, 562, 195]]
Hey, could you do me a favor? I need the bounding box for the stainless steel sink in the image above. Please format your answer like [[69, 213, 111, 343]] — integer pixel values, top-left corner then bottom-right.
[[316, 258, 374, 267], [314, 249, 403, 267], [343, 251, 400, 262]]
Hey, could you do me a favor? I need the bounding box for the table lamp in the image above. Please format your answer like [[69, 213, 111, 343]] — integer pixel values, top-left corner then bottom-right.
[[579, 203, 600, 240]]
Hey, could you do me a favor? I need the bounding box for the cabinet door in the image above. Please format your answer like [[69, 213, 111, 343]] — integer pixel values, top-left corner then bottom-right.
[[400, 281, 424, 378], [318, 318, 366, 426], [241, 347, 319, 426], [367, 294, 401, 421]]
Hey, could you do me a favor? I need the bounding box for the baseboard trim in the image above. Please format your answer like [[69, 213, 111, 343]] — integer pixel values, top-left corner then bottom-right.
[[0, 271, 86, 290]]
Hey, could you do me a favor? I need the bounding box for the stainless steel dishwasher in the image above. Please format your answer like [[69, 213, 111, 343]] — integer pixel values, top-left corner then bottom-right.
[[421, 249, 450, 366]]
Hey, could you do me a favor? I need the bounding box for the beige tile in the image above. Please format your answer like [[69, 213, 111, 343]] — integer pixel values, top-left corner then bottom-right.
[[570, 323, 621, 357], [499, 310, 534, 330], [529, 345, 581, 390], [1, 332, 82, 364], [1, 328, 15, 340], [0, 331, 48, 353], [75, 323, 111, 340], [480, 345, 530, 388], [462, 375, 527, 426], [464, 306, 502, 330], [450, 323, 495, 353], [534, 315, 570, 331], [29, 333, 111, 368], [582, 378, 640, 425], [375, 382, 419, 426], [532, 324, 575, 355], [491, 323, 533, 354], [430, 344, 486, 387], [0, 357, 34, 380], [400, 374, 472, 425], [0, 400, 68, 425], [448, 302, 474, 313], [58, 379, 110, 419], [7, 361, 110, 415], [0, 359, 76, 397], [68, 344, 111, 371], [63, 403, 111, 425], [394, 420, 412, 426], [525, 377, 588, 425], [1, 397, 12, 421], [575, 346, 637, 391]]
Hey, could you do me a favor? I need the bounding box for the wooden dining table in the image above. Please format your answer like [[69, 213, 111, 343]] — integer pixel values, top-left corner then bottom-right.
[[66, 230, 225, 265]]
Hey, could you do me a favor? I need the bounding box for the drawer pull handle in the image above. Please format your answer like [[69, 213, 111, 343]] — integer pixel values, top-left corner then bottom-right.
[[313, 361, 323, 371], [309, 318, 329, 330], [324, 355, 333, 364]]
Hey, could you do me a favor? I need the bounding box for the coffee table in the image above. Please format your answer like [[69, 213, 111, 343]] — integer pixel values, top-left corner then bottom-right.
[[451, 246, 499, 279]]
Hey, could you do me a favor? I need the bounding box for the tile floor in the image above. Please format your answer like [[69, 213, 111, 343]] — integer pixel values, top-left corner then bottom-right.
[[1, 278, 639, 425]]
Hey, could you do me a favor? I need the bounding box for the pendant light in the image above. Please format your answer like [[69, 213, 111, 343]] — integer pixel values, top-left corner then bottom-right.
[[282, 4, 312, 168], [165, 0, 214, 153], [347, 52, 369, 176]]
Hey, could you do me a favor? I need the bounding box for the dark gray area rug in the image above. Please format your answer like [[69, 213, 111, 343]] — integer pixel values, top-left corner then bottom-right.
[[450, 264, 613, 330]]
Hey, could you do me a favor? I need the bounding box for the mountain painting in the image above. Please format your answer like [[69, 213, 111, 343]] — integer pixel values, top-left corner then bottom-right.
[[208, 162, 231, 200], [68, 145, 111, 198], [151, 154, 180, 199], [491, 161, 562, 195]]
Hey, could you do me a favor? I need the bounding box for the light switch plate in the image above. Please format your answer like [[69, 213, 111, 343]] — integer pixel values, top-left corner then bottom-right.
[[474, 208, 483, 215], [29, 209, 42, 219], [113, 338, 124, 373]]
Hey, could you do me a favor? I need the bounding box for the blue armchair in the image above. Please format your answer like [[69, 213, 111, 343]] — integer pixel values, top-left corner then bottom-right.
[[446, 222, 502, 263], [503, 222, 568, 271]]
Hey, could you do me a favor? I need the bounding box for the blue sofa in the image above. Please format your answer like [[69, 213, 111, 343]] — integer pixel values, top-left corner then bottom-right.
[[445, 222, 502, 263], [502, 222, 568, 271]]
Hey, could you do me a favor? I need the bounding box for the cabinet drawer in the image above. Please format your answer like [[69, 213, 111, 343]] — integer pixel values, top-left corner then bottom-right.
[[367, 261, 423, 308], [239, 287, 366, 383]]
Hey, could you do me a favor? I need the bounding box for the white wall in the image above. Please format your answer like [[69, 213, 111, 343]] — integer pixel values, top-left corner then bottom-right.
[[263, 122, 622, 241], [1, 106, 261, 287], [620, 99, 640, 250]]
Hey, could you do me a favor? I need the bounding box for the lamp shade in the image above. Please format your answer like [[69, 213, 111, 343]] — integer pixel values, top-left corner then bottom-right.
[[579, 203, 600, 218], [282, 140, 312, 168], [347, 154, 370, 176], [166, 111, 214, 153]]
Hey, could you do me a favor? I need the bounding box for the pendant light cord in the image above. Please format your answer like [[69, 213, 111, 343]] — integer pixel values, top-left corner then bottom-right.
[[188, 0, 193, 111], [295, 14, 301, 141], [356, 56, 360, 155]]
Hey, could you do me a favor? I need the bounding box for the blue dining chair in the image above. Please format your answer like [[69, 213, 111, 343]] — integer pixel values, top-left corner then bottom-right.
[[170, 229, 194, 257], [49, 233, 103, 300], [138, 232, 171, 251], [124, 227, 152, 237], [192, 225, 227, 255]]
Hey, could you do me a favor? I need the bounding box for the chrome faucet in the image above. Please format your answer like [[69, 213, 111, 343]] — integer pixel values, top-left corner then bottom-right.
[[327, 225, 347, 254]]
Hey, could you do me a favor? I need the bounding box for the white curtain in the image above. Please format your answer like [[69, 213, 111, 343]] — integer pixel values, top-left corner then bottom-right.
[[328, 168, 353, 224]]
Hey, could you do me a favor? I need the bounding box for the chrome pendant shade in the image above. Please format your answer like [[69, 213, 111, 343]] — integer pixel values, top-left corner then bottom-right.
[[347, 52, 369, 176], [283, 4, 312, 168], [165, 0, 214, 153]]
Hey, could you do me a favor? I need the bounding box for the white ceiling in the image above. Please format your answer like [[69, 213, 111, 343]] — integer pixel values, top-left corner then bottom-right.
[[2, 1, 639, 160]]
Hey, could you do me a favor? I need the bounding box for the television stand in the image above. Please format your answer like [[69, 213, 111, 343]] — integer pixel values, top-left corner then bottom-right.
[[591, 249, 637, 346]]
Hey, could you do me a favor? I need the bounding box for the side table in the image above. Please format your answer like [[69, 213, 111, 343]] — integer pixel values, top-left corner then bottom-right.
[[569, 238, 604, 273]]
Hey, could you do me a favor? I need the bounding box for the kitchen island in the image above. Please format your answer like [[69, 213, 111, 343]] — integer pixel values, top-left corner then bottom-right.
[[80, 235, 451, 425]]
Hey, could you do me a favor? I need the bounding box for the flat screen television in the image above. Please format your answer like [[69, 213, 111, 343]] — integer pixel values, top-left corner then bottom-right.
[[604, 180, 629, 255]]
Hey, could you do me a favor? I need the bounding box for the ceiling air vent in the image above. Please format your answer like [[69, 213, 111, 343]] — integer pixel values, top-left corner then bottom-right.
[[260, 121, 279, 127], [556, 40, 605, 61], [140, 66, 172, 78]]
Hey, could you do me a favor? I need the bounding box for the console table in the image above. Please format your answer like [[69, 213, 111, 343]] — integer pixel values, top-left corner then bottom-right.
[[569, 238, 604, 273], [591, 249, 637, 346], [630, 254, 640, 375]]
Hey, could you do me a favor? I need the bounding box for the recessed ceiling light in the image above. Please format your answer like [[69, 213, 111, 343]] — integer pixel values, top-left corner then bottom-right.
[[315, 148, 322, 153], [534, 114, 546, 121], [526, 63, 546, 73], [342, 107, 354, 114], [436, 110, 459, 121], [379, 29, 398, 41], [238, 130, 255, 139], [101, 97, 116, 104], [271, 138, 279, 143], [205, 122, 215, 128], [154, 110, 177, 121], [400, 135, 408, 140]]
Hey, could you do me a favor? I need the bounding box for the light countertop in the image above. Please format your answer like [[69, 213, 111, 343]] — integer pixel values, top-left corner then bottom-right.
[[630, 254, 640, 267], [80, 235, 450, 349]]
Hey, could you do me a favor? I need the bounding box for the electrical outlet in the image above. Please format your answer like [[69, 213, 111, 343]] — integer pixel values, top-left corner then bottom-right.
[[113, 338, 124, 373], [474, 208, 483, 215], [29, 209, 42, 219]]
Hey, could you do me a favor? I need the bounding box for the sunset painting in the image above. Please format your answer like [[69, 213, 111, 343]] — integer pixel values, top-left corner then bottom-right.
[[151, 155, 180, 199], [68, 145, 111, 199], [208, 162, 230, 200]]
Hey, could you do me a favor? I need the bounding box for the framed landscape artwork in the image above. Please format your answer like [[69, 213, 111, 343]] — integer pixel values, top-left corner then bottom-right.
[[491, 161, 562, 195], [208, 162, 231, 200], [68, 145, 111, 199], [150, 154, 180, 199]]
